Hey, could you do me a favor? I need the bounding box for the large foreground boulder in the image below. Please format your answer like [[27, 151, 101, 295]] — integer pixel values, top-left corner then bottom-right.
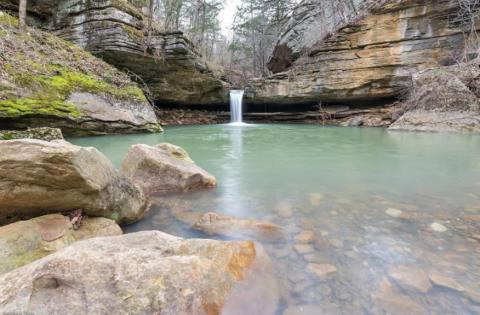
[[0, 231, 279, 315], [0, 139, 149, 225], [0, 214, 121, 275], [390, 61, 480, 132], [121, 143, 216, 195]]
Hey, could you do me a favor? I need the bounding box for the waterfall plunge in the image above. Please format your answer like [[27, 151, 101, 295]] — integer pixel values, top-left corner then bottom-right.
[[230, 90, 245, 124]]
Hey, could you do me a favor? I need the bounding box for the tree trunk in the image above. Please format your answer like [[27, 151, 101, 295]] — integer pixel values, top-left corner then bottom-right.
[[19, 0, 27, 29]]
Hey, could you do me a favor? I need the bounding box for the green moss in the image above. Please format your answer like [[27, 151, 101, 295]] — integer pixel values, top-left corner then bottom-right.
[[121, 24, 144, 42], [111, 0, 144, 20], [0, 98, 82, 118], [0, 11, 19, 28]]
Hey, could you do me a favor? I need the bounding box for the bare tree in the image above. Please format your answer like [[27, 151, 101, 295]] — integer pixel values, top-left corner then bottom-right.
[[456, 0, 480, 60], [19, 0, 27, 29]]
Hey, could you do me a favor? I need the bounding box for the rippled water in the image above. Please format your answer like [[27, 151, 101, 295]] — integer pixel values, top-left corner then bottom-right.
[[70, 124, 480, 314]]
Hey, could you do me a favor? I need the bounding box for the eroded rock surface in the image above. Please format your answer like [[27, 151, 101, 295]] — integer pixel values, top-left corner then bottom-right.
[[248, 0, 476, 105], [0, 214, 121, 275], [0, 127, 63, 141], [0, 231, 279, 315], [389, 61, 480, 132], [121, 143, 216, 195], [0, 139, 149, 225], [0, 0, 229, 106]]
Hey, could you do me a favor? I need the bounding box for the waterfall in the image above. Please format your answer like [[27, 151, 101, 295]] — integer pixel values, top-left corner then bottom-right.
[[230, 90, 244, 124]]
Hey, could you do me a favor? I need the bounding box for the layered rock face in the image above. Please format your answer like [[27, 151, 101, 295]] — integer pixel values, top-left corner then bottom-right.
[[248, 0, 476, 105], [0, 11, 161, 135], [121, 143, 217, 195], [0, 139, 149, 225], [2, 0, 229, 106], [0, 231, 279, 315]]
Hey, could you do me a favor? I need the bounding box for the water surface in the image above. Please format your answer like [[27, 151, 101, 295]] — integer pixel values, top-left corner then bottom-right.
[[71, 124, 480, 314]]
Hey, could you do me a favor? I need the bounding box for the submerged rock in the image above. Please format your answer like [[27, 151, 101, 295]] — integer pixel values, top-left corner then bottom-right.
[[372, 278, 428, 315], [388, 266, 432, 294], [0, 214, 121, 275], [0, 140, 149, 225], [307, 263, 337, 280], [191, 212, 284, 242], [0, 127, 63, 141], [121, 143, 216, 195], [385, 208, 403, 218], [0, 231, 279, 315], [429, 272, 465, 292], [430, 222, 448, 233]]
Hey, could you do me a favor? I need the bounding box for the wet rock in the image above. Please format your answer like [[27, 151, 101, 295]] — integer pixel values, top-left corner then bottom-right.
[[372, 278, 428, 315], [121, 143, 216, 195], [307, 263, 337, 280], [303, 254, 325, 263], [0, 127, 63, 141], [0, 231, 279, 315], [283, 303, 339, 315], [294, 244, 315, 255], [0, 214, 121, 275], [388, 266, 432, 293], [276, 201, 293, 218], [429, 272, 464, 292], [430, 222, 448, 233], [0, 140, 149, 225], [295, 230, 315, 243], [191, 212, 284, 242], [308, 193, 323, 206]]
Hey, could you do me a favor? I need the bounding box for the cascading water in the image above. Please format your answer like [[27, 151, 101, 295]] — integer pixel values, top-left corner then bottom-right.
[[230, 90, 245, 124]]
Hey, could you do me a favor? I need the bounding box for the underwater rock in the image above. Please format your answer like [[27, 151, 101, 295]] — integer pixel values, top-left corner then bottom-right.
[[372, 278, 428, 315], [0, 127, 63, 141], [307, 263, 337, 280], [429, 272, 464, 292], [0, 214, 121, 275], [295, 230, 315, 243], [191, 212, 284, 242], [121, 143, 216, 195], [430, 222, 448, 233], [388, 266, 432, 294], [0, 139, 149, 225], [0, 231, 279, 315], [385, 208, 403, 218]]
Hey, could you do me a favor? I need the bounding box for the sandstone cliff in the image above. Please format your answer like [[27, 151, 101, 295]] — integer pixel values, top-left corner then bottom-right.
[[0, 11, 161, 135], [0, 0, 229, 107], [248, 0, 478, 105]]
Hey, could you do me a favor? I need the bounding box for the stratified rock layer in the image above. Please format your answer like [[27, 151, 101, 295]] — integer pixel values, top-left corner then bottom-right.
[[0, 10, 161, 135], [248, 0, 476, 105], [121, 143, 216, 195], [0, 139, 149, 225], [0, 231, 279, 315], [0, 0, 229, 106], [0, 214, 121, 275]]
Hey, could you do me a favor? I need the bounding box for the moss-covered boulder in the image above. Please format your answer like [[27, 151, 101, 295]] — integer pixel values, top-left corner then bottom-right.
[[0, 214, 122, 275], [0, 10, 162, 135]]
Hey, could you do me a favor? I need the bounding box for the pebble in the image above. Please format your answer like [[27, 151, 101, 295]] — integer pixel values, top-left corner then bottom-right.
[[294, 244, 315, 255], [307, 263, 337, 279], [388, 266, 432, 293], [308, 193, 323, 206], [303, 253, 324, 263], [430, 222, 448, 233], [276, 202, 293, 218], [385, 208, 403, 218], [295, 230, 315, 243], [429, 272, 464, 292]]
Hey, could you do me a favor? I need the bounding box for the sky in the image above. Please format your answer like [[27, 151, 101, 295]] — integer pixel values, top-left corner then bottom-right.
[[219, 0, 242, 37]]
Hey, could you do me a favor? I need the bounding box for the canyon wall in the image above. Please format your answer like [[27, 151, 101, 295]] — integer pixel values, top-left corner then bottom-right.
[[248, 0, 477, 106]]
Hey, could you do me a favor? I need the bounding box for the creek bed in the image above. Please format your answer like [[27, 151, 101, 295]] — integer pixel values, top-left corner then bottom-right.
[[70, 124, 480, 314]]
